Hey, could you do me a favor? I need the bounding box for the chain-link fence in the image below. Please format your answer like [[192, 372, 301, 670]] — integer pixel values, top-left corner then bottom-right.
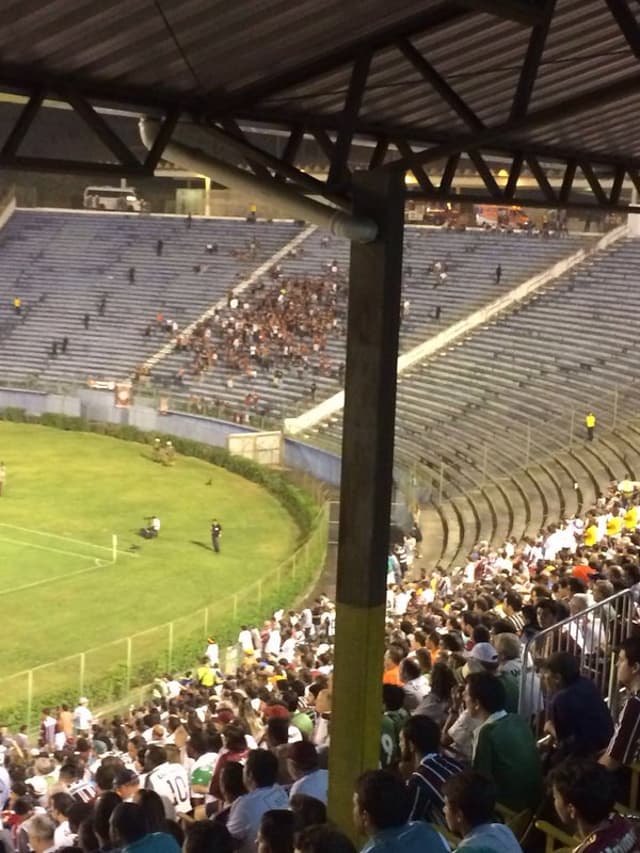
[[0, 504, 328, 730]]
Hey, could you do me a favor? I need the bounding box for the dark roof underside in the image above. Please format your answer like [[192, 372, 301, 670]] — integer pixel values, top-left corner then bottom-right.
[[2, 0, 640, 203]]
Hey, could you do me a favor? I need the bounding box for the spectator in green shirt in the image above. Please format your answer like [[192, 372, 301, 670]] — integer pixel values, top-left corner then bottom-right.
[[283, 692, 313, 739], [464, 672, 542, 811]]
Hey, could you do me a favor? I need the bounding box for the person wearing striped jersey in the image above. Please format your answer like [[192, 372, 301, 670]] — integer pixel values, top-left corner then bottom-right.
[[400, 714, 463, 827]]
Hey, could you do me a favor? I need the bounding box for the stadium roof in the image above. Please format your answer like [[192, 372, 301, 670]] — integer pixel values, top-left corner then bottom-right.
[[3, 0, 640, 210]]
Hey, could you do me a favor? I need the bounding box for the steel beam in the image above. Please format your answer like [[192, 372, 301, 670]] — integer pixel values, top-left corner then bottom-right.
[[143, 109, 180, 171], [610, 165, 626, 205], [559, 159, 577, 204], [440, 153, 460, 194], [281, 126, 304, 165], [0, 155, 150, 177], [505, 152, 524, 199], [0, 89, 44, 158], [63, 91, 141, 167], [526, 154, 557, 202], [221, 119, 273, 181], [605, 0, 640, 59], [580, 161, 609, 206], [381, 71, 640, 174], [235, 107, 640, 173], [468, 150, 503, 199], [510, 0, 556, 120], [368, 137, 389, 170], [405, 189, 637, 213], [328, 168, 405, 833], [204, 123, 348, 207], [394, 139, 435, 193], [452, 0, 545, 24], [396, 38, 484, 132], [327, 52, 372, 187]]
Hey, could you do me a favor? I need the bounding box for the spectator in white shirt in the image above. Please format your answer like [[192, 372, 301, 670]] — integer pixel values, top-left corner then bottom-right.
[[227, 751, 288, 853], [26, 814, 57, 853], [73, 698, 93, 735], [205, 638, 220, 667], [399, 658, 428, 712], [50, 792, 76, 849], [287, 741, 328, 805], [238, 626, 254, 654]]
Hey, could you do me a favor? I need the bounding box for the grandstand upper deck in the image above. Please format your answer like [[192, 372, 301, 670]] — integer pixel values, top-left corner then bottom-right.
[[0, 209, 302, 384]]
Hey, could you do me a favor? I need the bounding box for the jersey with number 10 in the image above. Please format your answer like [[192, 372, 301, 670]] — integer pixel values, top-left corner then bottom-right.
[[147, 762, 191, 814]]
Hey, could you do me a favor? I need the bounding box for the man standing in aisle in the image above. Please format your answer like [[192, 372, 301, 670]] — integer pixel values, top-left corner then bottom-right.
[[585, 411, 596, 442], [211, 519, 222, 553]]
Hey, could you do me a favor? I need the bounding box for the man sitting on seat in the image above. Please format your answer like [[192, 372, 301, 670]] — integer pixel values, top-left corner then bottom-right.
[[550, 757, 640, 852], [600, 637, 640, 770], [443, 770, 522, 853], [400, 714, 463, 826], [352, 770, 448, 853], [541, 652, 613, 763], [464, 672, 542, 811]]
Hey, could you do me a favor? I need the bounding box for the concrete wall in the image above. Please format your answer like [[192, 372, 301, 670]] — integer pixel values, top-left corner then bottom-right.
[[0, 387, 342, 486]]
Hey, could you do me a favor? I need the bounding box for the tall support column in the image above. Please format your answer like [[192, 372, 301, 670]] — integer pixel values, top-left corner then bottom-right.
[[328, 169, 405, 833]]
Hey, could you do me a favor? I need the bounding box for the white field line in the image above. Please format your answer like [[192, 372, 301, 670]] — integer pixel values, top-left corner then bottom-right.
[[0, 523, 137, 557], [0, 535, 108, 594]]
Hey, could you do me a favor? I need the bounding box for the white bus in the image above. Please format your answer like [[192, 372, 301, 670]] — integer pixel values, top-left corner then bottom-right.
[[83, 186, 143, 212]]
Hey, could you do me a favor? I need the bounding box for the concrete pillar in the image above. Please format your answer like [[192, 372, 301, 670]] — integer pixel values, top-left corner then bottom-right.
[[327, 169, 405, 833]]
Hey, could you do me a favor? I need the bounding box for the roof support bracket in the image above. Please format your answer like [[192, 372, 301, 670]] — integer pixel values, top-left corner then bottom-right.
[[0, 88, 45, 158], [504, 152, 524, 199], [526, 154, 557, 202], [467, 150, 503, 199], [143, 109, 180, 171], [510, 0, 556, 120], [64, 89, 141, 168], [580, 160, 609, 206], [610, 165, 626, 205], [394, 139, 436, 194], [439, 153, 460, 194], [559, 159, 577, 204], [605, 0, 640, 58], [328, 51, 372, 187], [397, 38, 484, 132]]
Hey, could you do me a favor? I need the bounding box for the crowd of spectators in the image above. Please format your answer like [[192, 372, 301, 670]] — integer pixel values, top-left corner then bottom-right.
[[2, 477, 640, 852], [155, 246, 349, 416]]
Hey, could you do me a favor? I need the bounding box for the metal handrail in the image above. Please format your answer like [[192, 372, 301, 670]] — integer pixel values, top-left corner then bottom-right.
[[518, 588, 637, 721]]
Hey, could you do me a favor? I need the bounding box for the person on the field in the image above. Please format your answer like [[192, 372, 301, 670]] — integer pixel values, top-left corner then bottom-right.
[[164, 441, 175, 466], [142, 516, 161, 539], [0, 461, 6, 496], [211, 519, 222, 553]]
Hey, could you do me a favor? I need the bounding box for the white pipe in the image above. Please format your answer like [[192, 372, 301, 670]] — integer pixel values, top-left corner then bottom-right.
[[139, 118, 377, 243]]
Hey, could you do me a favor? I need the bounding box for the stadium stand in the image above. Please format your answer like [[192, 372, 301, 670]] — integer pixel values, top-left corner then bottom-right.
[[1, 213, 639, 853], [153, 226, 590, 417], [0, 210, 589, 415], [0, 211, 302, 384]]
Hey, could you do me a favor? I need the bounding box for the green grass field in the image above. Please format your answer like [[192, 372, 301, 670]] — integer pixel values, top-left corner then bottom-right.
[[0, 421, 300, 677]]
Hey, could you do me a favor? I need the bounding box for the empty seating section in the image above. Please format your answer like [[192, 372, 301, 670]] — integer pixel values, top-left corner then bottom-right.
[[154, 227, 587, 416], [322, 237, 640, 567], [0, 211, 301, 383]]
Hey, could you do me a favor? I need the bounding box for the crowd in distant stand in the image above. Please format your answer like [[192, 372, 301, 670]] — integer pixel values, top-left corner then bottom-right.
[[2, 477, 640, 853]]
